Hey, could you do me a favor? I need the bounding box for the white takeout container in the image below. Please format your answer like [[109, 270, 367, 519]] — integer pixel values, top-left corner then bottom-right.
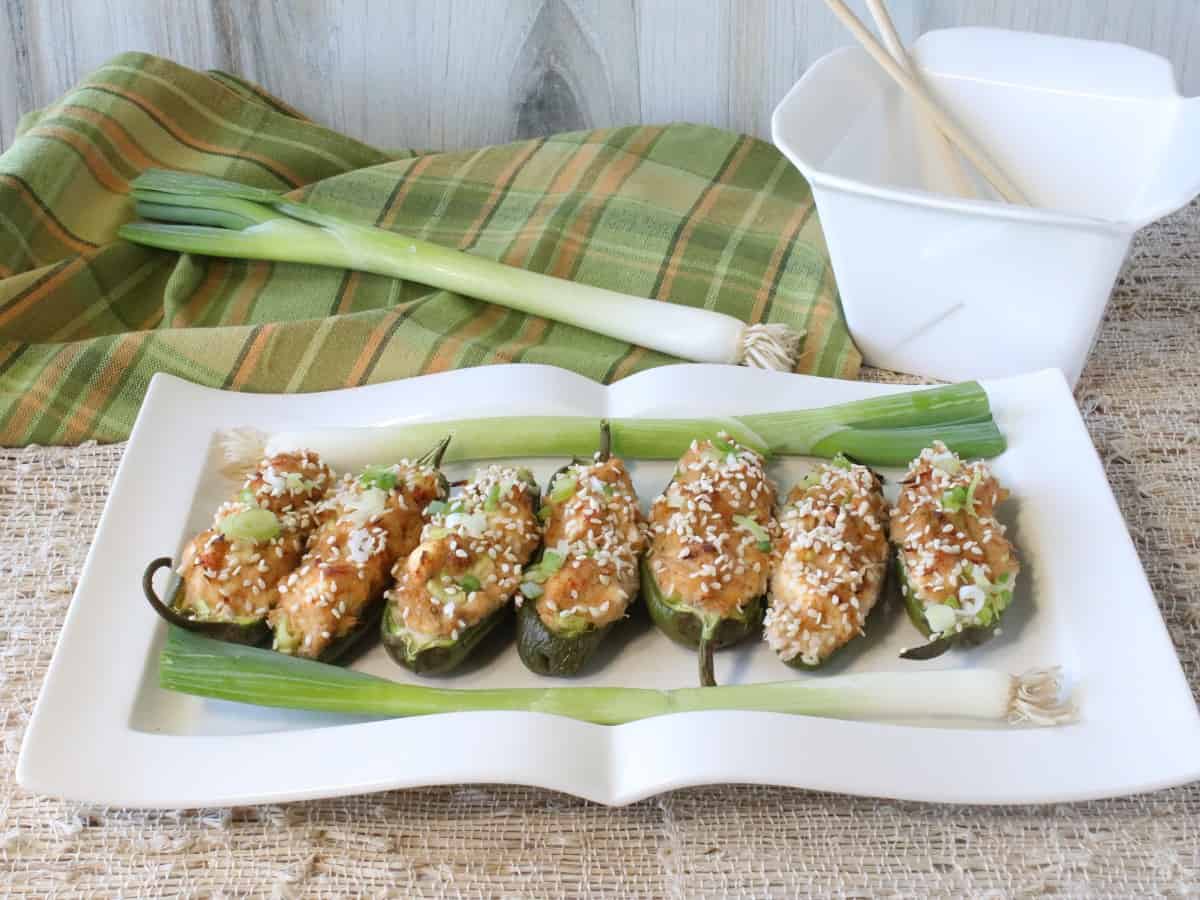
[[772, 28, 1200, 384]]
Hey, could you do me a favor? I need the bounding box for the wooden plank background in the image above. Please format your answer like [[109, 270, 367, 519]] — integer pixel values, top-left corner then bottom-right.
[[3, 0, 1199, 153]]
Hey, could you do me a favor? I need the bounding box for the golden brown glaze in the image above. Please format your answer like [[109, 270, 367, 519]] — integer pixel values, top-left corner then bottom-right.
[[646, 437, 775, 616]]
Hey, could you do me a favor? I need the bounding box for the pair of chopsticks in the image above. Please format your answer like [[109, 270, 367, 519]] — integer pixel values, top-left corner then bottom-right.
[[824, 0, 1030, 206]]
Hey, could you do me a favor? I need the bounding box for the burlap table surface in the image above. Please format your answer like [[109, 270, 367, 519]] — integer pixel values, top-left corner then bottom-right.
[[2, 206, 1198, 898]]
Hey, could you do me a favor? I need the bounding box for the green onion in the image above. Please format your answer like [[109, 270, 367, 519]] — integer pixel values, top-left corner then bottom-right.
[[520, 582, 544, 600], [232, 381, 1003, 472], [284, 472, 313, 493], [158, 627, 1076, 726], [549, 476, 578, 505], [525, 550, 565, 585], [733, 515, 772, 552], [424, 500, 447, 517], [238, 488, 256, 504], [711, 435, 738, 457], [460, 574, 482, 593], [217, 508, 281, 542], [964, 469, 983, 517], [484, 482, 501, 512], [942, 485, 969, 512], [272, 616, 298, 653], [119, 170, 804, 370], [539, 551, 565, 575], [359, 465, 397, 491], [941, 469, 982, 516]]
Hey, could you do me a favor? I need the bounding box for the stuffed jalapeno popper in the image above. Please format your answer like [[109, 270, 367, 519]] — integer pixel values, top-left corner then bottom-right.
[[269, 440, 449, 662], [382, 465, 541, 674], [516, 424, 646, 676], [764, 457, 889, 669], [891, 441, 1019, 659], [642, 434, 776, 687], [143, 450, 334, 644]]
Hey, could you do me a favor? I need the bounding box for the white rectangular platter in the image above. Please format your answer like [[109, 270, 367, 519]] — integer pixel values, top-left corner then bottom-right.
[[17, 364, 1200, 807]]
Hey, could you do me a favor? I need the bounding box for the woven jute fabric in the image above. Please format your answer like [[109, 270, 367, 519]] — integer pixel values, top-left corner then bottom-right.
[[1, 204, 1198, 896]]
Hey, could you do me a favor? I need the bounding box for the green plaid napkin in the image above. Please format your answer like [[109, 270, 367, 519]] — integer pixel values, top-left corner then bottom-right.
[[0, 52, 859, 446]]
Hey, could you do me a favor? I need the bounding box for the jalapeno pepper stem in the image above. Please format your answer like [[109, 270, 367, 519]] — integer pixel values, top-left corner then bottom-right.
[[598, 420, 611, 463], [143, 556, 178, 622], [698, 619, 719, 687], [143, 557, 271, 645], [899, 635, 954, 660], [418, 434, 452, 469]]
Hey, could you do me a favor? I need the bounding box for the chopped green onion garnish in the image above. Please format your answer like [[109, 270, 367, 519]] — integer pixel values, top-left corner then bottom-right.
[[831, 453, 853, 469], [285, 472, 314, 493], [733, 515, 771, 552], [712, 435, 737, 457], [272, 616, 298, 653], [942, 469, 983, 516], [524, 550, 566, 584], [425, 500, 447, 516], [238, 488, 256, 504], [520, 582, 544, 600], [924, 604, 958, 634], [549, 476, 578, 505], [964, 469, 983, 518], [218, 508, 281, 542], [941, 485, 969, 512], [460, 574, 481, 593], [537, 505, 552, 523], [359, 465, 397, 492], [484, 482, 501, 511], [930, 449, 962, 476]]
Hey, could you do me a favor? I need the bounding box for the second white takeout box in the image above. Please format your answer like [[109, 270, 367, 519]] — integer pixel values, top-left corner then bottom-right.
[[772, 28, 1200, 384]]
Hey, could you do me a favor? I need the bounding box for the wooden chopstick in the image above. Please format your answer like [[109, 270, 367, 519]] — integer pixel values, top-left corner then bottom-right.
[[864, 0, 976, 199], [865, 0, 911, 69], [824, 0, 1030, 205]]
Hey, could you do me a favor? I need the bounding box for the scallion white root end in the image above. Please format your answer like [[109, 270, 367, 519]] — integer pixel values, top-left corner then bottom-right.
[[738, 322, 805, 371], [219, 427, 266, 477], [1009, 666, 1077, 726]]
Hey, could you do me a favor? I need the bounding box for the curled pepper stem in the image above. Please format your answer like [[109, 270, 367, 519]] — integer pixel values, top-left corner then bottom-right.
[[143, 556, 178, 621], [142, 556, 270, 645], [598, 419, 611, 463], [419, 434, 452, 469], [698, 618, 719, 688]]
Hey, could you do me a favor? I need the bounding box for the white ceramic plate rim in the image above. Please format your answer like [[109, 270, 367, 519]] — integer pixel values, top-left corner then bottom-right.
[[17, 364, 1200, 807]]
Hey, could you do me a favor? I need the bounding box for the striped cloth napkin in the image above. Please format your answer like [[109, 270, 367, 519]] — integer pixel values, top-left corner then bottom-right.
[[0, 52, 859, 446]]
